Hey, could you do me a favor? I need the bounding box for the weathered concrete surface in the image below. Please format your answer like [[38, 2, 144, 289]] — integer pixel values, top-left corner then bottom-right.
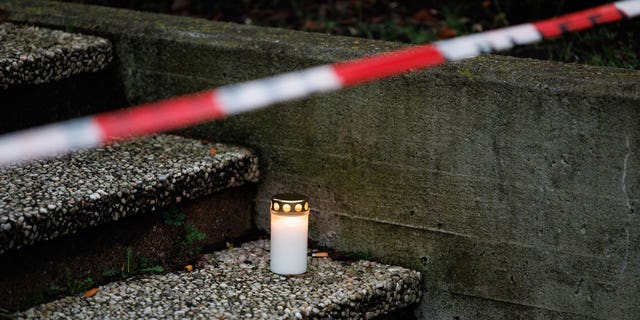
[[0, 22, 112, 89], [0, 135, 259, 254], [0, 21, 124, 133], [2, 1, 639, 319], [0, 186, 255, 312], [14, 240, 421, 319]]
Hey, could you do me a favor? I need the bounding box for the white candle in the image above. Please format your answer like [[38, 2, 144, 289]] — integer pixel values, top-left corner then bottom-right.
[[270, 193, 310, 275]]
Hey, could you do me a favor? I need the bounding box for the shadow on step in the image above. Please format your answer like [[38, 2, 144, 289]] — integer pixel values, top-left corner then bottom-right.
[[0, 67, 127, 134], [0, 185, 258, 312]]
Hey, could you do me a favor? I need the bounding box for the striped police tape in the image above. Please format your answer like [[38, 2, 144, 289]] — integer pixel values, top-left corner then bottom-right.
[[1, 1, 639, 166]]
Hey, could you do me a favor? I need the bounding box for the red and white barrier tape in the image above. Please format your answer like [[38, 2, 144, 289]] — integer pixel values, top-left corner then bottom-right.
[[1, 1, 639, 166]]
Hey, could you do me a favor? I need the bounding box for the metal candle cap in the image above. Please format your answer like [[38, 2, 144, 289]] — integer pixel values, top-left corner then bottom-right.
[[270, 193, 310, 214]]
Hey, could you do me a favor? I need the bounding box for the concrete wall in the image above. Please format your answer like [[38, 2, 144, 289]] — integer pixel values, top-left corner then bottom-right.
[[3, 1, 639, 319]]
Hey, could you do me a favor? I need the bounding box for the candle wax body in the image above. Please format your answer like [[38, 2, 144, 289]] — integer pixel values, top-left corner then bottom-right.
[[270, 212, 308, 274]]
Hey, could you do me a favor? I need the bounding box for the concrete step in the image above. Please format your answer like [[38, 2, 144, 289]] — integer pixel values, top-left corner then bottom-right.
[[0, 134, 259, 254], [0, 22, 112, 89], [14, 240, 422, 319]]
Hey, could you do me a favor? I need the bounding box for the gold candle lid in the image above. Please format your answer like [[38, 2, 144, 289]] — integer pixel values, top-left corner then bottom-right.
[[270, 193, 310, 214]]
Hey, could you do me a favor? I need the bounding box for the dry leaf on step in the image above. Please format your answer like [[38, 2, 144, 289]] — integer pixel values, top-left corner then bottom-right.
[[84, 288, 99, 297]]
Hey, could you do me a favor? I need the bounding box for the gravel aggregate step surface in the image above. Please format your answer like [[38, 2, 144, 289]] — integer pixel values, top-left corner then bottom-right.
[[0, 134, 259, 254], [0, 22, 112, 89], [15, 240, 421, 319]]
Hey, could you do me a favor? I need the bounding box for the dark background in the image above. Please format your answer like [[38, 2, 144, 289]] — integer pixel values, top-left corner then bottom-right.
[[54, 0, 640, 68]]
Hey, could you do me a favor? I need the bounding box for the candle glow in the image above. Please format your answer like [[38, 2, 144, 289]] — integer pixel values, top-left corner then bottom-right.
[[270, 193, 310, 275]]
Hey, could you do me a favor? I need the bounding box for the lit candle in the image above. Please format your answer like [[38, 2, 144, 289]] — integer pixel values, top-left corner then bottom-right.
[[270, 193, 310, 275]]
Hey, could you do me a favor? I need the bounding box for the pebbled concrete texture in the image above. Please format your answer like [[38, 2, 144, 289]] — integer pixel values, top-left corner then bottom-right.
[[0, 134, 259, 254], [0, 22, 112, 89], [0, 186, 256, 312], [14, 240, 421, 319], [1, 1, 639, 319]]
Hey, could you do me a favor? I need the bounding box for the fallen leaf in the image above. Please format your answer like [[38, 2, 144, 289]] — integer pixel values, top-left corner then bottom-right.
[[303, 19, 324, 31], [210, 13, 224, 21], [209, 148, 217, 156], [370, 16, 384, 24], [185, 265, 193, 272], [84, 287, 98, 297], [437, 26, 458, 39], [411, 9, 438, 26], [170, 0, 190, 12], [340, 17, 358, 25]]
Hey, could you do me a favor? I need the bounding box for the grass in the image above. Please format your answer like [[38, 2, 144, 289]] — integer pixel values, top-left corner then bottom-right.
[[163, 207, 206, 259], [23, 207, 203, 311], [489, 0, 640, 69], [505, 20, 640, 69], [102, 247, 165, 280], [0, 307, 12, 320], [44, 269, 94, 298], [59, 0, 639, 69]]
